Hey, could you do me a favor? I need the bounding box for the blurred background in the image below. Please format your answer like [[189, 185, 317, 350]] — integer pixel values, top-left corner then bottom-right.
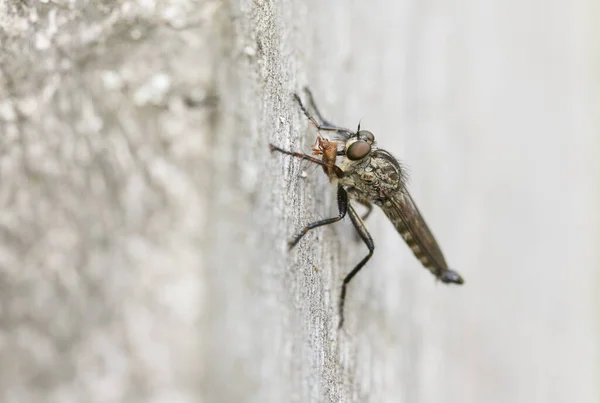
[[0, 0, 598, 402]]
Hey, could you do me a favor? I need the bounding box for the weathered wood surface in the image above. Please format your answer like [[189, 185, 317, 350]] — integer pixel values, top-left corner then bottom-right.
[[0, 1, 598, 402]]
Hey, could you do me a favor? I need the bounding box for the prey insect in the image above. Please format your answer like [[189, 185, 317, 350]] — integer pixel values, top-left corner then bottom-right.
[[270, 88, 464, 328]]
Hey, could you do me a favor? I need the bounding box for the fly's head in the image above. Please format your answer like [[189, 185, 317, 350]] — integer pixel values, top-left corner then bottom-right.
[[343, 126, 375, 162]]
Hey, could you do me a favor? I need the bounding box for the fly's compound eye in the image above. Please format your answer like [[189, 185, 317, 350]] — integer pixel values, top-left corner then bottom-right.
[[357, 130, 375, 144], [346, 140, 371, 160]]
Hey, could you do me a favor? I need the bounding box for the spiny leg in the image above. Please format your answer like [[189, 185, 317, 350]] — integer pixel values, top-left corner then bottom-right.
[[293, 92, 353, 137], [352, 200, 373, 244], [346, 188, 373, 221], [357, 200, 373, 222], [339, 203, 375, 328], [289, 185, 348, 249], [303, 87, 333, 126], [269, 144, 344, 178]]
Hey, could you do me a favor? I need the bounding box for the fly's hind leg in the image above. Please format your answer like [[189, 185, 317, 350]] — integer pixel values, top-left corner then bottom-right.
[[357, 200, 373, 222], [352, 201, 373, 243], [346, 188, 373, 221], [346, 189, 373, 243], [338, 202, 375, 328]]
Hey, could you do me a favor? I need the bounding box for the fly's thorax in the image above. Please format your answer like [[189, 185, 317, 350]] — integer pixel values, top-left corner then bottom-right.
[[338, 155, 371, 187], [341, 148, 402, 188], [370, 150, 404, 190], [338, 152, 368, 173]]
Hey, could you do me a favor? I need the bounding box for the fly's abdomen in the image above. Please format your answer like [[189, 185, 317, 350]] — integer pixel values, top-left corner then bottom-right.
[[379, 197, 450, 280], [392, 218, 436, 270]]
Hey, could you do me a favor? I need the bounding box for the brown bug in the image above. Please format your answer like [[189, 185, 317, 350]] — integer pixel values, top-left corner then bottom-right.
[[311, 135, 339, 180]]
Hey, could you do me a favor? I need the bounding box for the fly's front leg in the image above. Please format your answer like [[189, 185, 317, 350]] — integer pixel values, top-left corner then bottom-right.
[[294, 90, 353, 137], [288, 185, 348, 249], [339, 203, 375, 328], [303, 87, 334, 126]]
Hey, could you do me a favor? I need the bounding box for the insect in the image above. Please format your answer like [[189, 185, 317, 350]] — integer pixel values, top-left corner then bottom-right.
[[270, 88, 464, 328]]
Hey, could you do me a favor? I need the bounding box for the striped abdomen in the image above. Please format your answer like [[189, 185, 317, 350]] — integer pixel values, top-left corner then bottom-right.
[[379, 193, 450, 280]]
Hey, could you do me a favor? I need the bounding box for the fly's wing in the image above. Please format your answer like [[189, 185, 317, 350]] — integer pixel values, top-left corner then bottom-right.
[[380, 188, 449, 277]]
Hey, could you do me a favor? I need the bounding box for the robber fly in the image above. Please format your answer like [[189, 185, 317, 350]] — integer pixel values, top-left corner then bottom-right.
[[270, 88, 464, 328]]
